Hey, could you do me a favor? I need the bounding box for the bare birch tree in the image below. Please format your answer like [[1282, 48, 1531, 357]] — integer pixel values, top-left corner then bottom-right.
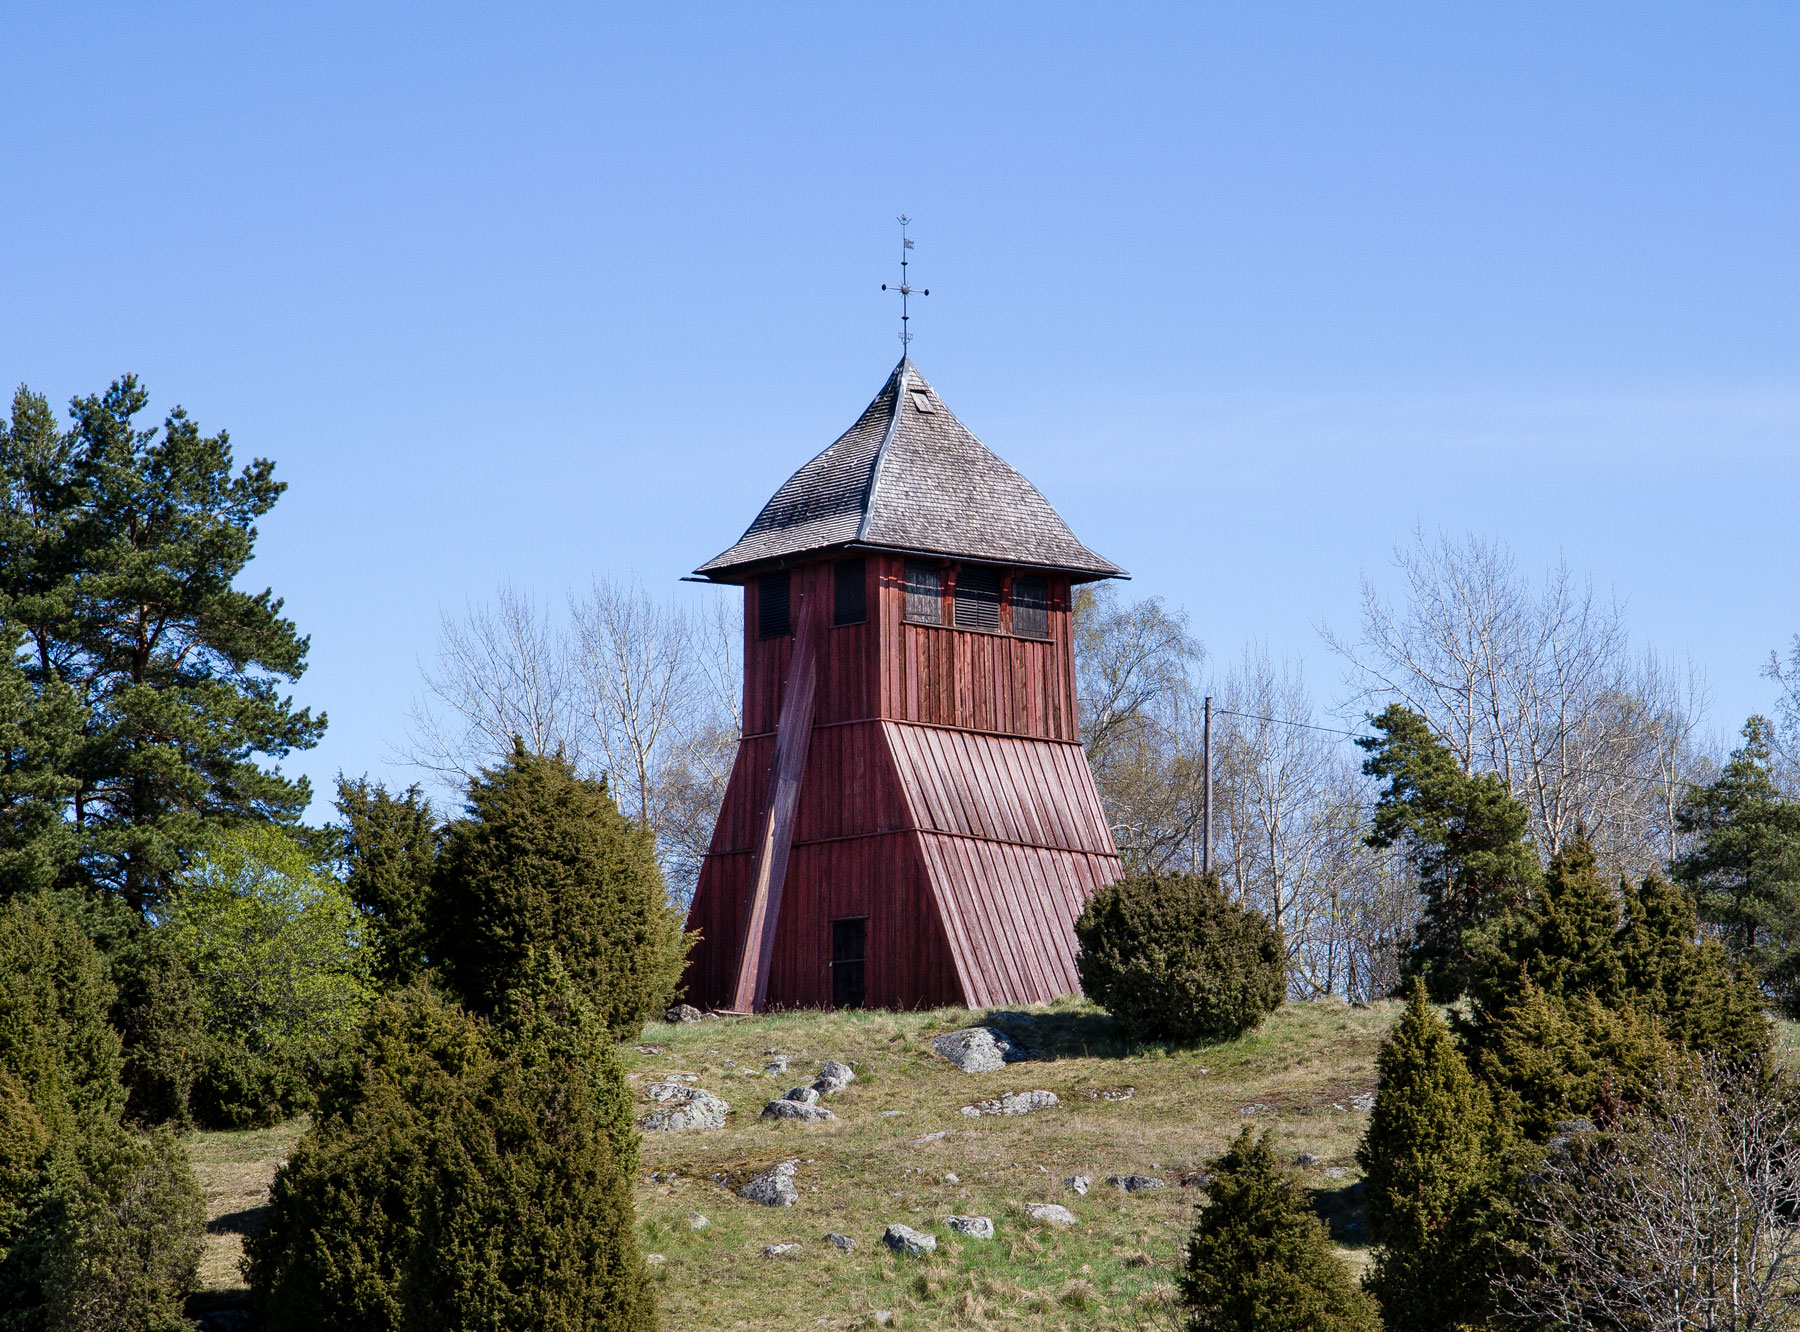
[[402, 582, 582, 783], [1766, 635, 1800, 795], [1499, 1061, 1800, 1332], [1324, 529, 1711, 876]]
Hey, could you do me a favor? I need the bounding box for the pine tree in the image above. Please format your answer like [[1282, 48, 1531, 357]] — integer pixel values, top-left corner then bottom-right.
[[1359, 705, 1540, 999], [0, 378, 324, 915], [336, 778, 437, 987], [1357, 979, 1498, 1332], [1182, 1126, 1377, 1332], [430, 746, 687, 1036], [1675, 717, 1800, 1010]]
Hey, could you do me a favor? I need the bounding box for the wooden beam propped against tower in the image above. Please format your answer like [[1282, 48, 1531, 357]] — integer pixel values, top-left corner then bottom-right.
[[727, 599, 819, 1013]]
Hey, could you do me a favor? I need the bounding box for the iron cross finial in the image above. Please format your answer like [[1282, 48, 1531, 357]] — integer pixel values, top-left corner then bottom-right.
[[881, 215, 929, 355]]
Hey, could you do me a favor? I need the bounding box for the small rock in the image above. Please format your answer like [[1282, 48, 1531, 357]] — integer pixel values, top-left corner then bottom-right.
[[813, 1060, 856, 1095], [1023, 1202, 1077, 1226], [764, 1242, 802, 1257], [878, 1110, 903, 1118], [1238, 1103, 1270, 1117], [1350, 1092, 1376, 1112], [635, 1044, 663, 1054], [1177, 1170, 1211, 1188], [882, 1223, 937, 1256], [686, 1213, 709, 1229], [911, 1130, 949, 1144], [665, 1003, 704, 1023], [643, 1087, 730, 1132], [761, 1099, 837, 1123], [1065, 1175, 1090, 1195], [825, 1231, 856, 1251], [1107, 1174, 1167, 1194], [1296, 1154, 1323, 1168], [782, 1085, 821, 1104], [1324, 1167, 1349, 1180], [867, 1314, 894, 1328], [931, 1026, 1025, 1073], [945, 1215, 994, 1239], [1096, 1086, 1136, 1102], [942, 1172, 959, 1184], [763, 1055, 789, 1075], [960, 1090, 1059, 1118], [741, 1159, 800, 1207], [644, 1253, 666, 1265]]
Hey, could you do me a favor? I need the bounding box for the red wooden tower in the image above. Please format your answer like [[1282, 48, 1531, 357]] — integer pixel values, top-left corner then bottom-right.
[[683, 357, 1125, 1012]]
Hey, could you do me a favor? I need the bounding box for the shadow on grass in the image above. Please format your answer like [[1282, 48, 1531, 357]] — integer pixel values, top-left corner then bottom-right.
[[1309, 1179, 1369, 1249], [978, 1007, 1236, 1063]]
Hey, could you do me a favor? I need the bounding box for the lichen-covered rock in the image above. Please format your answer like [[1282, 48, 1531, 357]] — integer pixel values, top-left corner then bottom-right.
[[1295, 1153, 1323, 1168], [741, 1159, 800, 1206], [763, 1055, 790, 1075], [643, 1087, 730, 1132], [813, 1059, 856, 1094], [1106, 1174, 1166, 1194], [665, 1003, 704, 1023], [1065, 1175, 1090, 1195], [781, 1085, 821, 1105], [945, 1215, 994, 1239], [825, 1232, 856, 1251], [687, 1213, 709, 1229], [882, 1223, 937, 1256], [959, 1090, 1059, 1118], [761, 1098, 837, 1123], [931, 1026, 1024, 1073], [763, 1243, 802, 1257], [1023, 1202, 1077, 1226]]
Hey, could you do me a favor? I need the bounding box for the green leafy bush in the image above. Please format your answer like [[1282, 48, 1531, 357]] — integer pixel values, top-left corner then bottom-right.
[[247, 954, 654, 1332], [163, 825, 373, 1126], [430, 746, 687, 1036], [1074, 870, 1283, 1042], [1181, 1126, 1377, 1332]]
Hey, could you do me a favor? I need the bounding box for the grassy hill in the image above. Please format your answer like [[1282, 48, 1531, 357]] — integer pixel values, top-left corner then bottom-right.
[[186, 996, 1399, 1329]]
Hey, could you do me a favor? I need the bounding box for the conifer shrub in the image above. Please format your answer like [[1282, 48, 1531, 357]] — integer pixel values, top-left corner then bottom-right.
[[1074, 870, 1283, 1042], [1181, 1126, 1377, 1332], [247, 954, 655, 1332], [0, 896, 204, 1332], [430, 746, 688, 1036], [1358, 979, 1503, 1332]]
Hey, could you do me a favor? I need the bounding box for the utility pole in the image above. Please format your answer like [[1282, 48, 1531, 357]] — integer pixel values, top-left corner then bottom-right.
[[1202, 695, 1213, 877]]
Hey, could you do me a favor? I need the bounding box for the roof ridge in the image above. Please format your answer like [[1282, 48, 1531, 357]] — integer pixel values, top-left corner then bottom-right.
[[854, 355, 910, 544]]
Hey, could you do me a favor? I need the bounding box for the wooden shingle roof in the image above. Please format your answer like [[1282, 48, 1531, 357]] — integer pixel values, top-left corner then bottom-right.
[[694, 358, 1126, 582]]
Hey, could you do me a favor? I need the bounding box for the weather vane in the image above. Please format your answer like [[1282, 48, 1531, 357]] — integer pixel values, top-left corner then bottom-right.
[[881, 215, 928, 354]]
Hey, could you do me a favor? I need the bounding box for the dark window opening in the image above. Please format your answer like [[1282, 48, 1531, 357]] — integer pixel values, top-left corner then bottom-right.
[[830, 917, 866, 1010], [833, 558, 866, 626], [1011, 575, 1050, 639], [904, 562, 943, 624], [953, 565, 1002, 631], [757, 571, 790, 639]]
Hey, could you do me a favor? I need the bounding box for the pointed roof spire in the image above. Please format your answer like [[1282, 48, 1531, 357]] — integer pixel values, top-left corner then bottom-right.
[[694, 359, 1126, 582]]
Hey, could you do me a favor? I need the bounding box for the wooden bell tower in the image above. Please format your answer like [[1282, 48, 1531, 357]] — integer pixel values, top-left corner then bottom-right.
[[683, 358, 1125, 1012]]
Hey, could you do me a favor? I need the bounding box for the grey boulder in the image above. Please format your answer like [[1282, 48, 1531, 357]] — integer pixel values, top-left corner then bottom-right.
[[813, 1059, 856, 1095], [642, 1087, 729, 1132], [741, 1160, 800, 1207], [1065, 1175, 1090, 1195], [665, 1003, 704, 1023], [931, 1027, 1024, 1073], [761, 1098, 837, 1123], [882, 1223, 937, 1256], [782, 1085, 821, 1104], [825, 1232, 856, 1252], [960, 1090, 1059, 1118], [1023, 1202, 1077, 1226], [1107, 1174, 1166, 1194], [944, 1215, 994, 1239]]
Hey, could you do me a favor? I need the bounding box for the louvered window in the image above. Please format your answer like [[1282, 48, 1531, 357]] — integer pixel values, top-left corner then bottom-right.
[[833, 558, 866, 626], [757, 571, 790, 639], [953, 565, 1002, 631], [904, 562, 942, 624], [1011, 575, 1050, 639]]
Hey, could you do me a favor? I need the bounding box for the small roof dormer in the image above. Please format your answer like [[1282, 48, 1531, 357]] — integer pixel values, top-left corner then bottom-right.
[[694, 358, 1125, 583]]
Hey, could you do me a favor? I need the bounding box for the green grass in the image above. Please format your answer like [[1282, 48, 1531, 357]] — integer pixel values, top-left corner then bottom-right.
[[628, 997, 1397, 1330], [178, 997, 1398, 1328]]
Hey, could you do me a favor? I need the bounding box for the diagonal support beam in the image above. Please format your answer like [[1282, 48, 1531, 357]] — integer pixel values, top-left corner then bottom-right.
[[728, 604, 818, 1014]]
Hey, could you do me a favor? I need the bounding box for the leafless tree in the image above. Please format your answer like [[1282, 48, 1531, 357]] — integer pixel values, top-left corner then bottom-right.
[[403, 578, 742, 909], [1766, 635, 1800, 796], [402, 582, 582, 784], [1324, 529, 1712, 877], [1499, 1061, 1800, 1332]]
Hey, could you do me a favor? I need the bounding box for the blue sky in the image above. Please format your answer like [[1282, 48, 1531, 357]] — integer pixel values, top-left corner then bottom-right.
[[2, 3, 1795, 813]]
